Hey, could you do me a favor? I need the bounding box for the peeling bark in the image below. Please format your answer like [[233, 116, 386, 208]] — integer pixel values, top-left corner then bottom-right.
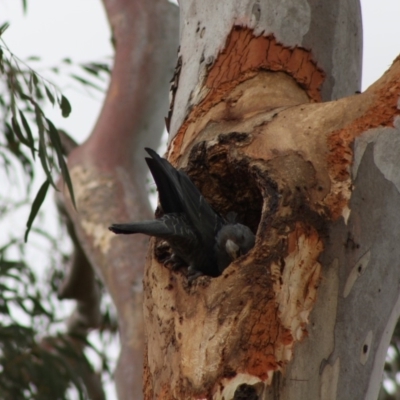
[[206, 28, 325, 102], [144, 53, 400, 398]]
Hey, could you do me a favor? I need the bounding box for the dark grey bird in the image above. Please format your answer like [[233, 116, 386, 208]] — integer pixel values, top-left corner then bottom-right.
[[109, 148, 255, 280]]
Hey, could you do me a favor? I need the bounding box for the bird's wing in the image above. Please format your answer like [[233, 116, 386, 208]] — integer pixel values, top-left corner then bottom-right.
[[145, 148, 224, 246], [176, 171, 223, 245], [145, 148, 183, 214]]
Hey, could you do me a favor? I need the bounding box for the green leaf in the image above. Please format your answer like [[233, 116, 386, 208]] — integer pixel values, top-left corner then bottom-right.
[[70, 73, 103, 91], [0, 48, 4, 73], [4, 122, 18, 150], [11, 115, 29, 147], [31, 71, 39, 88], [80, 61, 111, 77], [19, 91, 34, 103], [19, 109, 35, 158], [38, 142, 55, 189], [24, 179, 50, 242], [45, 118, 64, 165], [0, 22, 10, 36], [45, 85, 55, 105], [91, 62, 111, 73], [62, 163, 76, 208], [45, 118, 76, 208], [81, 64, 99, 76], [10, 91, 16, 117], [59, 95, 71, 118], [26, 55, 40, 62], [34, 84, 43, 100], [34, 104, 45, 141], [30, 296, 52, 317], [35, 105, 55, 188], [28, 72, 34, 93]]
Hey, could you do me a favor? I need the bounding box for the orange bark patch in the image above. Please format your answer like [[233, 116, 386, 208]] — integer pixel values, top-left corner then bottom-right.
[[327, 60, 400, 220], [244, 323, 292, 381], [171, 26, 325, 159], [241, 302, 291, 381], [206, 27, 324, 102]]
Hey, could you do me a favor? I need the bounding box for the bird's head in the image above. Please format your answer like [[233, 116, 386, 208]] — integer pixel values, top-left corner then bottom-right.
[[225, 224, 255, 259], [216, 223, 255, 271]]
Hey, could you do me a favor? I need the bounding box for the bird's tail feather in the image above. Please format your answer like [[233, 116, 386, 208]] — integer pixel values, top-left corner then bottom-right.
[[145, 148, 183, 214], [109, 221, 171, 236]]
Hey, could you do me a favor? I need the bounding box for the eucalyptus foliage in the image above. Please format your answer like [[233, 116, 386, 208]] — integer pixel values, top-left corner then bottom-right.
[[0, 22, 74, 241], [0, 20, 112, 399]]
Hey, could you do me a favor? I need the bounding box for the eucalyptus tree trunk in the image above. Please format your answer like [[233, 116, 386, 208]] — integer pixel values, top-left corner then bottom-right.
[[143, 1, 400, 399], [60, 1, 178, 399]]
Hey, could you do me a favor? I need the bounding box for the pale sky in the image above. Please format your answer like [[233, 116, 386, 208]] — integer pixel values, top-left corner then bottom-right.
[[0, 1, 399, 399]]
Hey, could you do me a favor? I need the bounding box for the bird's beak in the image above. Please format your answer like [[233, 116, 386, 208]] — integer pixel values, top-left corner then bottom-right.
[[226, 239, 240, 260]]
